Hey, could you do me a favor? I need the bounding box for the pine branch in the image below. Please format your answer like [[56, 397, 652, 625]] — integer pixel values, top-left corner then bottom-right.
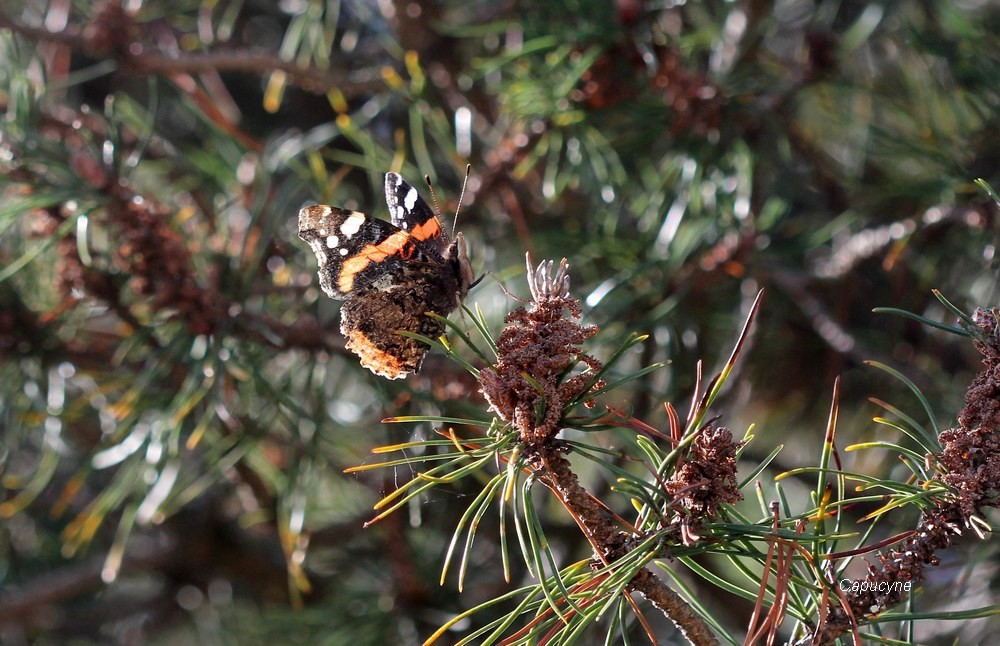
[[0, 5, 372, 95], [531, 445, 719, 646]]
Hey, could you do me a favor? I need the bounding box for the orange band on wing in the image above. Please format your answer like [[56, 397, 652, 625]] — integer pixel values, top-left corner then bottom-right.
[[338, 231, 411, 292], [409, 217, 442, 242], [344, 328, 409, 379], [337, 219, 443, 293]]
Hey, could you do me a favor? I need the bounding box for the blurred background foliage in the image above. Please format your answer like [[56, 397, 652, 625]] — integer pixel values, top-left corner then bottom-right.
[[0, 0, 998, 643]]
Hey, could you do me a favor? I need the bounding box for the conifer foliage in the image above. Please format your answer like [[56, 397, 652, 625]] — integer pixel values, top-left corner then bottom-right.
[[1, 1, 998, 644]]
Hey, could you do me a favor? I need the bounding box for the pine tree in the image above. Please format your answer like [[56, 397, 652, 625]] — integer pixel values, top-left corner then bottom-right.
[[1, 1, 998, 644]]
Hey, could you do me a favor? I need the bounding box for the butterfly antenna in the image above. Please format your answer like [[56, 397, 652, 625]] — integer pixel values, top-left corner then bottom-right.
[[452, 164, 472, 236], [422, 175, 441, 221]]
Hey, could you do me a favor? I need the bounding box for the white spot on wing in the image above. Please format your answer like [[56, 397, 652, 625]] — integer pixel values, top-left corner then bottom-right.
[[339, 212, 365, 238], [339, 248, 348, 256], [326, 235, 339, 249], [404, 187, 418, 211]]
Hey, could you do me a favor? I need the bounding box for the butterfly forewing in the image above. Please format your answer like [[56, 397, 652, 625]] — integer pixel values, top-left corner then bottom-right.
[[385, 172, 450, 258]]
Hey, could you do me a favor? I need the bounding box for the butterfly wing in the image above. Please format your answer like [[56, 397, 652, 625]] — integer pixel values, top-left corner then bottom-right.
[[297, 175, 471, 380], [384, 172, 451, 257], [298, 204, 441, 300]]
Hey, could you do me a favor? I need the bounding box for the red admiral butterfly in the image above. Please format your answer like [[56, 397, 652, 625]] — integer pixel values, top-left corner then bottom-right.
[[298, 172, 473, 379]]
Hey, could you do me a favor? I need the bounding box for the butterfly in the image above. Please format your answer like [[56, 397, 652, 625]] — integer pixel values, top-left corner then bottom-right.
[[298, 172, 474, 379]]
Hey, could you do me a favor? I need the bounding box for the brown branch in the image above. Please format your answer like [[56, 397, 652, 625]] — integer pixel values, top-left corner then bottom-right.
[[0, 9, 88, 49], [803, 306, 1000, 644], [630, 568, 719, 646], [129, 50, 378, 96], [0, 532, 176, 628], [529, 446, 719, 646], [483, 256, 721, 644], [0, 7, 377, 96]]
